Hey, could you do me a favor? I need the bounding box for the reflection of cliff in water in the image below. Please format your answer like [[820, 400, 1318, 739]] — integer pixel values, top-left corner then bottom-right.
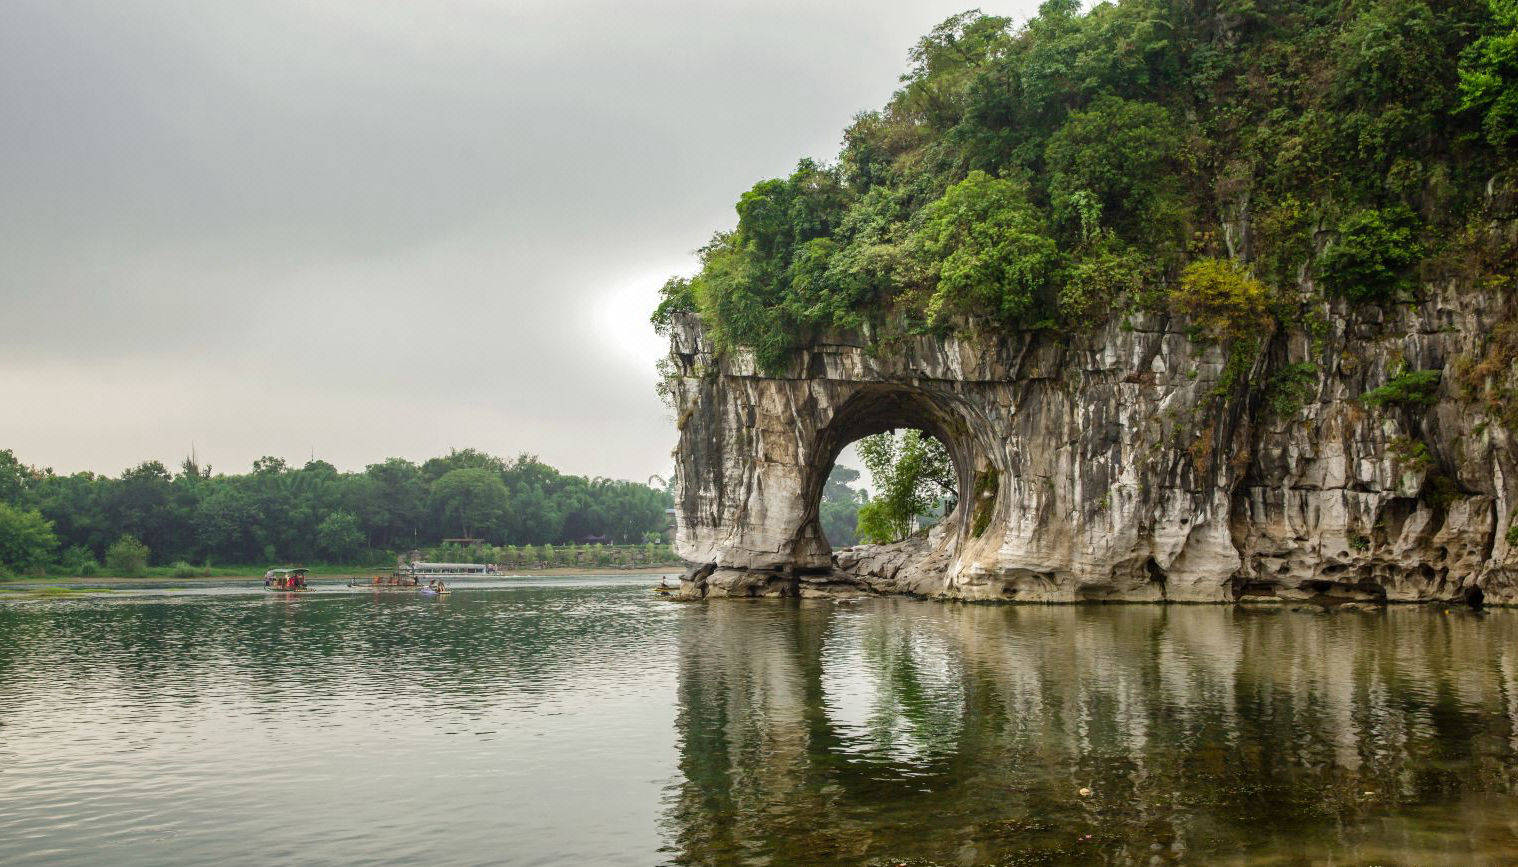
[[664, 601, 1518, 864]]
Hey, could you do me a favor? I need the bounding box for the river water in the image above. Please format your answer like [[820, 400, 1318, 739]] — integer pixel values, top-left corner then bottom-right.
[[1, 577, 1515, 865]]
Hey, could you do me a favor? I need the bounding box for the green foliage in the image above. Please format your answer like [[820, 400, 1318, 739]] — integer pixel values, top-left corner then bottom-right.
[[970, 469, 999, 538], [1266, 363, 1319, 417], [55, 545, 99, 576], [0, 502, 58, 573], [170, 561, 208, 579], [1507, 519, 1518, 547], [1059, 237, 1150, 324], [1253, 196, 1315, 289], [315, 511, 365, 562], [650, 276, 696, 337], [658, 2, 1509, 362], [0, 447, 673, 567], [1362, 369, 1443, 407], [854, 431, 956, 544], [1317, 208, 1423, 302], [854, 500, 903, 546], [911, 171, 1060, 326], [0, 449, 34, 506], [1388, 436, 1434, 470], [104, 535, 150, 578], [1044, 95, 1184, 252], [1458, 0, 1518, 147], [819, 465, 866, 548], [1171, 259, 1275, 343]]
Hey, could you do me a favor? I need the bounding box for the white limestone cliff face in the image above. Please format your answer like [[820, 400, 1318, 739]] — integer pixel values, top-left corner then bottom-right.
[[664, 232, 1518, 606]]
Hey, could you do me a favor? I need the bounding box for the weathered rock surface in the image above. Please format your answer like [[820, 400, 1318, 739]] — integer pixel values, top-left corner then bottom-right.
[[665, 227, 1518, 606]]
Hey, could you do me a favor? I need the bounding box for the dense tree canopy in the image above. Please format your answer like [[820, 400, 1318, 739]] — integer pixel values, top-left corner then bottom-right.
[[655, 0, 1516, 373], [0, 447, 671, 570]]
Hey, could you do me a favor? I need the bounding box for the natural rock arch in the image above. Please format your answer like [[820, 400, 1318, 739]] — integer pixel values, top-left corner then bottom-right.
[[663, 306, 1515, 604], [793, 384, 981, 567]]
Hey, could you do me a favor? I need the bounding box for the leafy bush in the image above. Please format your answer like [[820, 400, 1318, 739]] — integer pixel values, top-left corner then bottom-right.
[[170, 561, 205, 579], [1318, 208, 1422, 302], [55, 545, 99, 577], [0, 502, 58, 573], [1045, 95, 1184, 250], [104, 535, 150, 578], [1170, 259, 1274, 343], [1458, 0, 1518, 148], [1058, 238, 1149, 323], [911, 171, 1059, 326], [1362, 369, 1443, 407], [650, 276, 697, 337], [1266, 363, 1319, 417], [1388, 436, 1434, 470]]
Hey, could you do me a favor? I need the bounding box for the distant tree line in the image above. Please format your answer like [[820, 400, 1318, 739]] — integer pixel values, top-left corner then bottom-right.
[[0, 448, 672, 575]]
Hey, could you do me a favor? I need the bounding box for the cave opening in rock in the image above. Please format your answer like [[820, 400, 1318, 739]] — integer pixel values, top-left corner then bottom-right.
[[796, 386, 979, 562]]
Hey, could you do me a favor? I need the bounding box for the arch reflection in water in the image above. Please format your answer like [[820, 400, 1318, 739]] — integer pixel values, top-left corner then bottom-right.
[[664, 600, 1518, 865]]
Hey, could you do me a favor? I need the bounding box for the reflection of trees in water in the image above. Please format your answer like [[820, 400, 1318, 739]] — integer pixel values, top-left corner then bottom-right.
[[667, 602, 1518, 864], [0, 588, 678, 728], [821, 602, 964, 766]]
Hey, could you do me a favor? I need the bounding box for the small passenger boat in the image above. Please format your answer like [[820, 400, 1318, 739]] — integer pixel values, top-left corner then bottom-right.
[[264, 568, 311, 592], [420, 579, 452, 597]]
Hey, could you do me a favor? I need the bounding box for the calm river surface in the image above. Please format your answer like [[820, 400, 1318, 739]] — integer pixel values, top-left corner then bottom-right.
[[1, 577, 1516, 865]]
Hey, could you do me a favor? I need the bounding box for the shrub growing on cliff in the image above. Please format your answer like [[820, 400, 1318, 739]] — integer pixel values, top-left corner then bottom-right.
[[910, 171, 1059, 327], [1361, 368, 1443, 407], [1058, 237, 1151, 324], [1458, 0, 1518, 148], [1044, 95, 1185, 255], [1170, 259, 1275, 343], [1318, 208, 1423, 302], [1265, 362, 1319, 417]]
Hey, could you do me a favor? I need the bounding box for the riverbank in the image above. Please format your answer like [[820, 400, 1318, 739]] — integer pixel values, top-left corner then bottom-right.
[[0, 565, 685, 590]]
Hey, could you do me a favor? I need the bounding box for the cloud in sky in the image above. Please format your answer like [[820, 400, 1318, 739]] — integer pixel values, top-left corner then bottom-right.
[[1, 0, 1038, 481]]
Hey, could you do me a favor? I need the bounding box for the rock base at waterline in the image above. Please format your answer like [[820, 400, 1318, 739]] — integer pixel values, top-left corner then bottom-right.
[[675, 537, 1503, 606]]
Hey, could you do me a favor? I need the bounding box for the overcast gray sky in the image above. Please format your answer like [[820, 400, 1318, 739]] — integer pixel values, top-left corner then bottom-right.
[[1, 0, 1038, 482]]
